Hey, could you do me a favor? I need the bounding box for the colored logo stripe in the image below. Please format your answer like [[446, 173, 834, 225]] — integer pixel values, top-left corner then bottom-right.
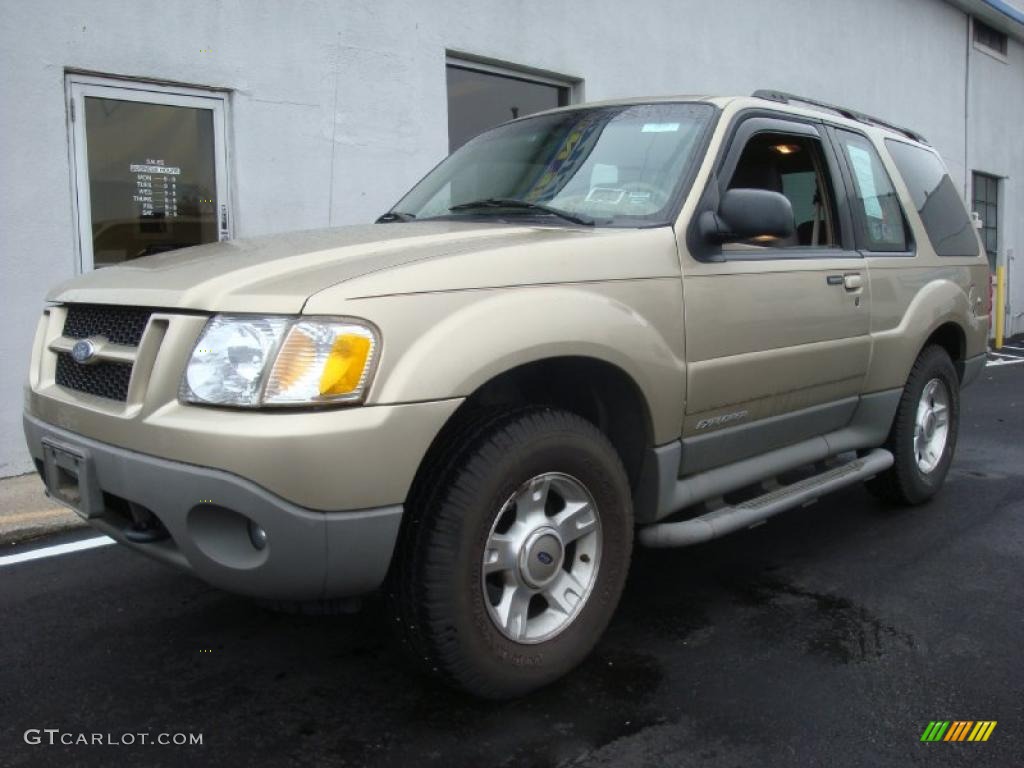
[[944, 721, 972, 741], [969, 721, 997, 742], [921, 721, 949, 741], [920, 721, 996, 742]]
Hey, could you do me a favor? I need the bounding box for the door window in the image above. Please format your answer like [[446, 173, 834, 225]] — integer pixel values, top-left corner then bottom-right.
[[68, 76, 230, 270], [726, 132, 841, 248]]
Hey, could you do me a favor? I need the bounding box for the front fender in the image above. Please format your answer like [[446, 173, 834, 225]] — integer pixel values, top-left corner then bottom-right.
[[349, 280, 687, 444]]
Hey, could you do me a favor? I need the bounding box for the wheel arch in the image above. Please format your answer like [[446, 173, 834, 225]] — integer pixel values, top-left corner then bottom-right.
[[923, 321, 967, 380], [403, 355, 659, 520]]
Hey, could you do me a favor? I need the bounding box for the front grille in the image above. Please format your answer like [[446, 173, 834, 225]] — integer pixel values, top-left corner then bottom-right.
[[63, 304, 152, 347], [55, 352, 133, 401]]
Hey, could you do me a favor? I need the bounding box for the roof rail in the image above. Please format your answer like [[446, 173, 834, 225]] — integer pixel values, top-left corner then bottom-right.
[[751, 89, 928, 144]]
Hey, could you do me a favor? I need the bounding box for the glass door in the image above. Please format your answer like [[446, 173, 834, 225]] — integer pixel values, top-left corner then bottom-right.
[[67, 76, 230, 270]]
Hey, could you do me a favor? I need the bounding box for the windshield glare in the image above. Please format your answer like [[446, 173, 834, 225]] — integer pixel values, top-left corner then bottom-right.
[[393, 102, 714, 226]]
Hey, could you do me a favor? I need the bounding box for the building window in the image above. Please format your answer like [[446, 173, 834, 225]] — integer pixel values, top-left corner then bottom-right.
[[67, 74, 231, 271], [445, 57, 575, 152], [973, 18, 1008, 57], [972, 171, 1000, 270]]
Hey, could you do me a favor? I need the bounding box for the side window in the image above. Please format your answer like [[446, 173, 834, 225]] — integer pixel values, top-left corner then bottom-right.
[[885, 140, 980, 258], [834, 130, 909, 252], [726, 132, 840, 248]]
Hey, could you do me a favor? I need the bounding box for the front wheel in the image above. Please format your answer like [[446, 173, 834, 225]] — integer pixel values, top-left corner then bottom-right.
[[388, 408, 633, 698], [866, 345, 960, 505]]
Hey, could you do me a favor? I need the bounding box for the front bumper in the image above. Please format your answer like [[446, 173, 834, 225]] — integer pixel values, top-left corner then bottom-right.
[[26, 304, 462, 511], [25, 414, 403, 600]]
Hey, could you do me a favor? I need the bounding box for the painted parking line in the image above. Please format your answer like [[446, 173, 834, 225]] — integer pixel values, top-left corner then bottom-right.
[[0, 536, 114, 567], [986, 344, 1024, 366]]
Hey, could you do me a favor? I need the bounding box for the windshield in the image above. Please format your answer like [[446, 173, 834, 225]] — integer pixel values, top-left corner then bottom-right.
[[390, 102, 714, 227]]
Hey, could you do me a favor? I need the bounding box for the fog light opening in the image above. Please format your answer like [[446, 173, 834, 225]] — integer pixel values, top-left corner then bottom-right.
[[248, 520, 268, 551]]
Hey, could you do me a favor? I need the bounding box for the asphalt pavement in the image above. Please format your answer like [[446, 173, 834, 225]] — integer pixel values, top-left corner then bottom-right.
[[1, 362, 1021, 767]]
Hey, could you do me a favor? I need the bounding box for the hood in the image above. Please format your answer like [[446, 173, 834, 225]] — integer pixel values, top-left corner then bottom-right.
[[48, 221, 679, 314]]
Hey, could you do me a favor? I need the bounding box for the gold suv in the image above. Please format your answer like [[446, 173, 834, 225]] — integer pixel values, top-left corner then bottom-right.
[[24, 91, 989, 697]]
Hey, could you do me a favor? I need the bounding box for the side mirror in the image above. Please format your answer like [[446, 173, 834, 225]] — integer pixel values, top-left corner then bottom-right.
[[700, 188, 795, 244]]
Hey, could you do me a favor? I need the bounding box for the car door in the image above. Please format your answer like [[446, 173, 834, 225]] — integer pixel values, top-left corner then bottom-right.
[[678, 114, 870, 475]]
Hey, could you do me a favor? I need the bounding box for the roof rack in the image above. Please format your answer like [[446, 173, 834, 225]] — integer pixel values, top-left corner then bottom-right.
[[751, 89, 928, 145]]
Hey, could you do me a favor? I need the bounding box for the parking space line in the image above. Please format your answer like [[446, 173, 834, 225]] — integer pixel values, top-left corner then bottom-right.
[[0, 536, 114, 567]]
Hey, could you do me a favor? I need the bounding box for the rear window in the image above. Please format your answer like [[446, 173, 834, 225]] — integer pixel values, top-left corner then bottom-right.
[[885, 140, 980, 258]]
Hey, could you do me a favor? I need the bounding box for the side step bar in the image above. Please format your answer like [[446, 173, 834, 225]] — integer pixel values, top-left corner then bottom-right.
[[637, 448, 893, 548]]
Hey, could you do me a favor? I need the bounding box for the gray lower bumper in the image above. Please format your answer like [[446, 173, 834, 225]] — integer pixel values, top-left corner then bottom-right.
[[23, 413, 403, 600]]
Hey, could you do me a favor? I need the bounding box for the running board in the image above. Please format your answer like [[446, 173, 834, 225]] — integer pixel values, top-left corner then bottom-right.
[[637, 448, 893, 548]]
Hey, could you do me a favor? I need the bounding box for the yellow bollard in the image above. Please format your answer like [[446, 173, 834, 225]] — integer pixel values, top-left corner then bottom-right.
[[995, 265, 1005, 350]]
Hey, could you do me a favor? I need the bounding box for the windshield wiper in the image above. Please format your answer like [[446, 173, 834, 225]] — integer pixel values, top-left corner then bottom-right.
[[448, 198, 594, 226], [376, 211, 416, 223]]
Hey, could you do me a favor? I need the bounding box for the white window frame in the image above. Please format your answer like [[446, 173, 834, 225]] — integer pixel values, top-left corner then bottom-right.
[[65, 73, 232, 272]]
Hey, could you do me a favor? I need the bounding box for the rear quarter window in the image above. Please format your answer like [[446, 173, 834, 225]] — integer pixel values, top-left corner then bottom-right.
[[834, 130, 908, 252], [884, 140, 980, 257]]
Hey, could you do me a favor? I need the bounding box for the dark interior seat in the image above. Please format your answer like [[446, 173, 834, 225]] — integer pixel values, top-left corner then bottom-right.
[[796, 219, 816, 245]]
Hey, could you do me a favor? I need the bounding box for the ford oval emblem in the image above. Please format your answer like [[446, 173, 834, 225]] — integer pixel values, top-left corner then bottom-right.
[[537, 551, 554, 565], [71, 339, 97, 364]]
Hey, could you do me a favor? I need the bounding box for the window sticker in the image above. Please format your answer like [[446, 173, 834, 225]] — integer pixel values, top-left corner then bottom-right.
[[847, 145, 883, 219], [590, 163, 619, 186], [641, 122, 680, 133]]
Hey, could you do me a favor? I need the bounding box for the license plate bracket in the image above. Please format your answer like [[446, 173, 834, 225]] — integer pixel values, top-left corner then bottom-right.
[[40, 438, 104, 519]]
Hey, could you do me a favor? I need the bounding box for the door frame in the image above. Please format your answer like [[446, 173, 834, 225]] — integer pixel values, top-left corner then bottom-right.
[[677, 110, 872, 452], [65, 73, 232, 273]]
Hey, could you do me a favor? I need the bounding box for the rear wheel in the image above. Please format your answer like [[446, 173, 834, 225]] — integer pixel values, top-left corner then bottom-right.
[[866, 345, 960, 505], [388, 407, 633, 698]]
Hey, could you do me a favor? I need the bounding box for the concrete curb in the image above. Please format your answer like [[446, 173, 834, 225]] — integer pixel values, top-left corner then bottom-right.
[[0, 472, 86, 547]]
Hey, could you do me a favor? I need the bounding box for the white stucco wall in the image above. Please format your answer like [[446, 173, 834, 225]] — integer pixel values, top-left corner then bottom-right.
[[967, 31, 1024, 337], [1, 0, 1021, 476]]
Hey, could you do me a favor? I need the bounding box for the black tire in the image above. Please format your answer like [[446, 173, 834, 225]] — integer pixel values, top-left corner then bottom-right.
[[866, 345, 960, 505], [388, 407, 633, 699]]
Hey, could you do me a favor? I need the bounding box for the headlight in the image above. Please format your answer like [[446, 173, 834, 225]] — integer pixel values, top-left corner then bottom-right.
[[181, 316, 289, 406], [180, 315, 379, 407]]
